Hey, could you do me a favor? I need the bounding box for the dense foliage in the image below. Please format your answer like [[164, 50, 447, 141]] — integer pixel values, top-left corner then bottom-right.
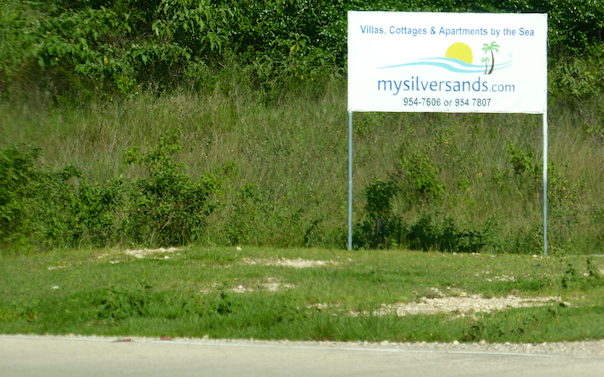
[[1, 1, 603, 253], [1, 0, 603, 98], [0, 133, 226, 250], [2, 89, 603, 253]]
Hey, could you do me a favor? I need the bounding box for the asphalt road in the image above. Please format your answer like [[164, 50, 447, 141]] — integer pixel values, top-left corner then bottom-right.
[[1, 335, 603, 377]]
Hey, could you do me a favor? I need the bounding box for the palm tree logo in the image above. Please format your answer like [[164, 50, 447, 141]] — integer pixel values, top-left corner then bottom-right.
[[482, 41, 500, 75], [481, 56, 491, 75]]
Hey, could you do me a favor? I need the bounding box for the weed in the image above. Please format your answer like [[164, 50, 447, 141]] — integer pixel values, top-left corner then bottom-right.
[[96, 284, 150, 322], [216, 286, 233, 315], [586, 258, 601, 279], [122, 128, 222, 246], [561, 258, 604, 291], [464, 308, 559, 342], [0, 298, 40, 323]]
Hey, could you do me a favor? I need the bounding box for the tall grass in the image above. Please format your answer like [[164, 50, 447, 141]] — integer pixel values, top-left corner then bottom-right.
[[1, 81, 603, 253]]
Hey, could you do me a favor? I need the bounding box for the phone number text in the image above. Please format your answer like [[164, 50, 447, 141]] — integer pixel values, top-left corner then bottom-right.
[[402, 98, 492, 107]]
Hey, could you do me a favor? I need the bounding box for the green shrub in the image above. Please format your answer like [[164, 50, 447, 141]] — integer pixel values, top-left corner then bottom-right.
[[0, 128, 226, 251], [27, 163, 122, 249], [0, 145, 41, 247], [121, 129, 222, 246], [406, 213, 484, 253], [0, 144, 123, 250], [353, 178, 404, 249], [397, 152, 445, 204]]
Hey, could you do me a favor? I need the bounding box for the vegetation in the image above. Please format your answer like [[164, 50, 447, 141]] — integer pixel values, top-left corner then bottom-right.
[[2, 86, 603, 254], [1, 247, 603, 342], [1, 0, 603, 254], [1, 0, 603, 99]]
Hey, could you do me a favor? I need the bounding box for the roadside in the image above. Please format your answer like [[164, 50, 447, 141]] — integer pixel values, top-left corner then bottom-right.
[[4, 334, 604, 357], [2, 335, 603, 377], [2, 247, 604, 344]]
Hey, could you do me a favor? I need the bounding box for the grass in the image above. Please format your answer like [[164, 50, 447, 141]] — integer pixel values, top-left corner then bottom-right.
[[2, 246, 604, 343], [1, 82, 603, 252]]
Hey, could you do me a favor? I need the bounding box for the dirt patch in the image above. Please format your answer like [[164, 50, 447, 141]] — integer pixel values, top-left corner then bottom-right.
[[229, 284, 287, 294], [243, 258, 337, 268], [47, 265, 68, 270], [122, 247, 181, 259], [368, 295, 563, 317], [262, 279, 295, 292], [216, 278, 295, 294]]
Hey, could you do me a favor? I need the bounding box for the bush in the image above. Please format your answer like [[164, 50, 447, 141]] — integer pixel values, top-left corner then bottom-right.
[[0, 145, 41, 247], [353, 179, 404, 249], [406, 213, 484, 253], [0, 129, 225, 252], [2, 0, 603, 98], [121, 129, 223, 246], [0, 144, 123, 250]]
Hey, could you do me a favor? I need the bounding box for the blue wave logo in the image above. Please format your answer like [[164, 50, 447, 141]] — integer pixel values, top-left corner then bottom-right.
[[379, 57, 513, 74], [379, 41, 511, 75]]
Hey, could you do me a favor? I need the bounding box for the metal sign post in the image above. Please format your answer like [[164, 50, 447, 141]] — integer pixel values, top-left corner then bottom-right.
[[543, 111, 548, 256], [348, 111, 354, 251]]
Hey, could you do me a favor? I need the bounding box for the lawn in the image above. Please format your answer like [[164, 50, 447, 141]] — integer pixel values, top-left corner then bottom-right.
[[2, 247, 603, 343]]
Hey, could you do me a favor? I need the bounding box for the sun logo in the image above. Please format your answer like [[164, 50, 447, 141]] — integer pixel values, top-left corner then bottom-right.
[[445, 42, 473, 64], [444, 42, 500, 75]]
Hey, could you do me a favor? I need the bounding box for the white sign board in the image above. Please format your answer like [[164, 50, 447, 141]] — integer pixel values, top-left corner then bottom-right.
[[348, 12, 547, 114]]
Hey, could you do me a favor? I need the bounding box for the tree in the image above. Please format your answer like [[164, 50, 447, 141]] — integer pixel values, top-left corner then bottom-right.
[[481, 56, 490, 75], [482, 41, 500, 75]]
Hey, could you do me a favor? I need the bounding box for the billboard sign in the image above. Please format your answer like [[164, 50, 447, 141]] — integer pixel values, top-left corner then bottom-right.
[[348, 12, 547, 114]]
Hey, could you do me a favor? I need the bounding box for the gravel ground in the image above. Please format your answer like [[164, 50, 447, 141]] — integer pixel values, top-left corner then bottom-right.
[[242, 257, 339, 268], [358, 294, 564, 317], [7, 334, 603, 358]]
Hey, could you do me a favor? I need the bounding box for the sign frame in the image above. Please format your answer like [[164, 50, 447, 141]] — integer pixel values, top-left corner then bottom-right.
[[346, 11, 549, 255]]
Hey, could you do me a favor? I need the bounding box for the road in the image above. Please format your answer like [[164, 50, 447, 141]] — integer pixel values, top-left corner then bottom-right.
[[1, 335, 603, 376]]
